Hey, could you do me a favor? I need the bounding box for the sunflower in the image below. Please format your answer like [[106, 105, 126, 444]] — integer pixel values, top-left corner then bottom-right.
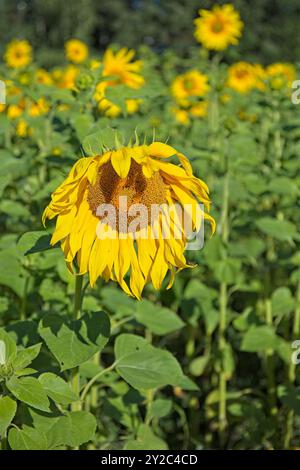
[[16, 119, 31, 137], [35, 68, 53, 85], [194, 4, 243, 51], [7, 104, 24, 120], [266, 63, 296, 89], [226, 62, 258, 94], [173, 107, 190, 125], [94, 81, 140, 117], [65, 39, 88, 64], [252, 64, 267, 91], [190, 101, 208, 118], [28, 98, 50, 117], [4, 40, 32, 68], [102, 48, 145, 89], [171, 70, 210, 105], [43, 139, 215, 299], [52, 65, 79, 89]]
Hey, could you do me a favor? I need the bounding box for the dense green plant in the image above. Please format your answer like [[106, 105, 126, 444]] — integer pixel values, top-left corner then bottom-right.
[[0, 39, 300, 450]]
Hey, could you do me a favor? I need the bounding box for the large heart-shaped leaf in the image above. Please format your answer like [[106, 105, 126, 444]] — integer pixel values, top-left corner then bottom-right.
[[38, 312, 110, 370], [115, 334, 184, 390]]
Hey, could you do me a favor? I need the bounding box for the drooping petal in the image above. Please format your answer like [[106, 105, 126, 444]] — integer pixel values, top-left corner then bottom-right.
[[111, 148, 131, 178], [148, 142, 176, 158]]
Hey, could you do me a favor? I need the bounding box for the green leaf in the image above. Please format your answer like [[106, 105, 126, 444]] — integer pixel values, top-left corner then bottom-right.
[[0, 199, 30, 218], [124, 424, 168, 450], [271, 287, 295, 316], [268, 177, 298, 196], [241, 326, 279, 352], [100, 286, 137, 316], [17, 231, 54, 256], [8, 426, 48, 450], [38, 373, 78, 405], [150, 399, 172, 419], [82, 128, 124, 156], [12, 343, 42, 370], [6, 376, 50, 412], [0, 249, 26, 298], [189, 355, 209, 376], [278, 385, 300, 414], [256, 217, 297, 241], [174, 373, 199, 391], [47, 411, 97, 448], [70, 113, 94, 140], [15, 368, 37, 377], [115, 334, 184, 390], [135, 300, 184, 335], [39, 278, 68, 304], [38, 312, 110, 370], [214, 258, 241, 284], [241, 326, 291, 363], [0, 396, 17, 437], [233, 308, 260, 332]]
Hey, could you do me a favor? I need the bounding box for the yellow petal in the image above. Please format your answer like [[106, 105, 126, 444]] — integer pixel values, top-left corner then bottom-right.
[[177, 151, 193, 176], [111, 148, 131, 178], [50, 206, 77, 245], [150, 241, 168, 290], [148, 142, 176, 158], [127, 238, 145, 299], [77, 213, 98, 274]]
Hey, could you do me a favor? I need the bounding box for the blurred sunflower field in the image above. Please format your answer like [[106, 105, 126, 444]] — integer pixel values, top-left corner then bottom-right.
[[0, 1, 300, 451]]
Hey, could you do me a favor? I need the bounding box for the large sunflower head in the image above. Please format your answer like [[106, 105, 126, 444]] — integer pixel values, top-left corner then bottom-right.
[[102, 48, 145, 89], [65, 39, 89, 64], [194, 4, 243, 51], [43, 134, 215, 299], [171, 70, 210, 104], [4, 40, 32, 69]]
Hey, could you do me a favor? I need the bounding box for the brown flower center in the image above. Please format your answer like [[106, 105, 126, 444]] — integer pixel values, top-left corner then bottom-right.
[[87, 159, 166, 232]]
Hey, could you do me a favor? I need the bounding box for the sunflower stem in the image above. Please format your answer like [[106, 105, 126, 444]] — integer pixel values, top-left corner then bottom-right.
[[265, 298, 277, 417], [218, 162, 229, 448], [71, 274, 84, 412]]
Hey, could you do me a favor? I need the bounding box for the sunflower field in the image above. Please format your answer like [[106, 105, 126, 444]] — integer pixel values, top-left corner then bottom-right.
[[0, 2, 300, 452]]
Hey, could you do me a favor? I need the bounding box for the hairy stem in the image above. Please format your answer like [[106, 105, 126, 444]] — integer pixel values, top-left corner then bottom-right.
[[265, 298, 277, 417], [218, 167, 229, 447], [71, 274, 84, 412], [80, 361, 118, 404]]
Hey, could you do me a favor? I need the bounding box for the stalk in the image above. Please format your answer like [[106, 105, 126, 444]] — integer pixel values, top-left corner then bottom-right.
[[71, 274, 84, 412], [265, 298, 277, 416], [90, 352, 100, 409], [218, 166, 229, 447]]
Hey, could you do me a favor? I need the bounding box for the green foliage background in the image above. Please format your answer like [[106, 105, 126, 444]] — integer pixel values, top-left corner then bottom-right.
[[0, 0, 300, 453], [1, 0, 300, 64]]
